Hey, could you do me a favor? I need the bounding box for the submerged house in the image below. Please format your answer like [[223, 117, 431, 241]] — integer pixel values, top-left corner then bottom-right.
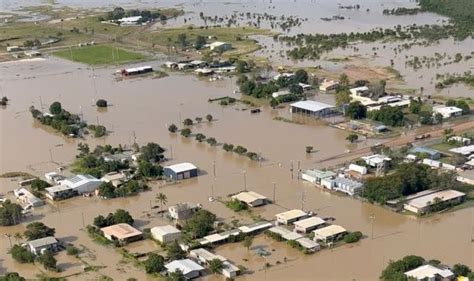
[[290, 101, 336, 118], [25, 236, 60, 255], [101, 223, 143, 244]]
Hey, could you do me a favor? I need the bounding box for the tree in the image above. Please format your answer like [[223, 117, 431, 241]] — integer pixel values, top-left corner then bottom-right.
[[195, 133, 206, 142], [49, 102, 62, 115], [155, 193, 168, 214], [343, 231, 362, 243], [183, 209, 216, 238], [206, 137, 217, 146], [194, 35, 206, 50], [96, 99, 108, 107], [409, 100, 421, 114], [0, 201, 23, 226], [339, 73, 349, 87], [24, 222, 55, 241], [242, 235, 253, 250], [183, 118, 193, 126], [205, 114, 213, 122], [222, 143, 234, 152], [236, 60, 249, 73], [294, 69, 308, 84], [144, 253, 165, 273], [208, 259, 224, 274], [335, 89, 351, 106], [167, 241, 186, 261], [9, 245, 35, 263], [452, 264, 472, 277], [37, 251, 57, 271], [177, 33, 187, 48], [456, 100, 470, 114], [289, 83, 303, 96], [446, 99, 456, 106], [345, 101, 367, 119], [168, 124, 178, 133], [233, 145, 248, 155], [112, 209, 134, 225], [31, 179, 50, 192], [0, 272, 26, 281], [111, 7, 125, 20], [380, 255, 425, 281], [98, 182, 116, 199], [138, 161, 162, 178], [180, 128, 191, 137], [165, 269, 185, 281], [94, 125, 107, 137], [346, 134, 359, 143], [140, 143, 165, 163], [305, 146, 313, 154], [419, 110, 433, 125], [0, 96, 8, 106], [434, 113, 444, 124], [66, 246, 79, 256], [270, 98, 279, 108]]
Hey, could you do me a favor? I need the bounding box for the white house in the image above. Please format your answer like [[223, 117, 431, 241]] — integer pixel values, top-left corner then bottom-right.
[[290, 100, 336, 118], [189, 248, 240, 278], [448, 136, 471, 145], [165, 259, 204, 279], [231, 191, 268, 207], [209, 41, 232, 52], [44, 172, 65, 184], [296, 237, 321, 252], [238, 221, 273, 234], [14, 188, 43, 207], [25, 236, 60, 255], [348, 163, 367, 175], [404, 264, 454, 281], [403, 189, 466, 214], [151, 225, 182, 243], [62, 174, 102, 194], [321, 176, 363, 196], [361, 154, 391, 167], [312, 225, 347, 243], [433, 106, 463, 119], [293, 216, 326, 233], [275, 209, 308, 225], [271, 90, 291, 98], [302, 169, 336, 185], [168, 202, 200, 220], [319, 79, 339, 92]]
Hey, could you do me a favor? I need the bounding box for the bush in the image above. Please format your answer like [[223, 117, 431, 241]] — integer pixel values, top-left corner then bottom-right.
[[96, 99, 108, 108], [225, 199, 248, 212], [24, 222, 55, 241], [10, 245, 35, 263], [343, 231, 363, 243], [144, 253, 165, 273], [66, 246, 79, 256], [36, 251, 57, 271]]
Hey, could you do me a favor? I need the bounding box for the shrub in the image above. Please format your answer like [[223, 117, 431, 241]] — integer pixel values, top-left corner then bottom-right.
[[96, 99, 108, 108], [343, 231, 363, 243]]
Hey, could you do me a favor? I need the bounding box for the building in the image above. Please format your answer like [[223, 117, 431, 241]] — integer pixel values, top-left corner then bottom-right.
[[403, 189, 466, 215], [293, 216, 326, 233], [447, 136, 471, 145], [273, 72, 295, 81], [103, 153, 133, 163], [198, 229, 241, 246], [25, 236, 60, 255], [409, 147, 441, 160], [151, 225, 182, 243], [238, 221, 273, 234], [100, 171, 130, 187], [296, 237, 321, 252], [271, 90, 291, 99], [168, 202, 200, 220], [24, 50, 42, 57], [163, 162, 198, 180], [62, 174, 102, 194], [319, 79, 339, 92], [312, 225, 347, 243], [209, 41, 232, 52], [231, 191, 268, 207], [189, 248, 240, 278], [302, 169, 336, 185], [165, 259, 204, 280], [433, 106, 463, 119], [120, 66, 153, 76], [321, 176, 363, 196], [44, 172, 65, 184], [100, 223, 143, 244], [13, 188, 43, 207], [298, 83, 312, 91], [275, 209, 308, 225], [361, 154, 391, 167], [422, 159, 442, 169], [290, 100, 336, 118], [45, 185, 77, 201], [404, 264, 454, 281], [194, 68, 214, 76], [450, 145, 474, 156], [7, 46, 22, 52], [268, 226, 303, 241], [348, 163, 367, 175], [117, 16, 142, 25]]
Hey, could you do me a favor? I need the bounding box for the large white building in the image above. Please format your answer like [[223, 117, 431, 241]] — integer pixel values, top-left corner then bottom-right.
[[290, 101, 336, 118], [312, 225, 347, 243], [151, 225, 182, 243], [433, 106, 463, 119], [231, 191, 268, 207], [62, 174, 102, 194], [404, 264, 454, 281], [165, 259, 204, 279], [275, 209, 308, 225], [403, 189, 466, 214], [293, 216, 326, 233]]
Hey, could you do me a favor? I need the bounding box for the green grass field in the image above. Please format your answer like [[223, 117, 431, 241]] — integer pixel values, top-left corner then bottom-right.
[[52, 45, 145, 65]]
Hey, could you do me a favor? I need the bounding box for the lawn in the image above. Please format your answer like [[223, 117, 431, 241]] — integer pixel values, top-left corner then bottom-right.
[[52, 45, 146, 65]]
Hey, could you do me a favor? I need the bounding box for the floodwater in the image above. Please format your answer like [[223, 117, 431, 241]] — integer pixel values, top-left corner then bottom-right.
[[1, 56, 473, 280], [0, 0, 473, 280]]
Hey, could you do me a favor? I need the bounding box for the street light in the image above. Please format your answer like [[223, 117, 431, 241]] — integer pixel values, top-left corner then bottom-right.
[[242, 170, 247, 191], [369, 214, 376, 240]]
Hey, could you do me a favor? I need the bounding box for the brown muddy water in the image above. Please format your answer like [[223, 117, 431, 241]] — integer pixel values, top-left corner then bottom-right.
[[0, 56, 473, 280]]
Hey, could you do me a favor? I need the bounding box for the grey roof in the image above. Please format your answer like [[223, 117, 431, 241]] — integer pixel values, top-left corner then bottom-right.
[[165, 259, 204, 275], [28, 236, 58, 248], [290, 100, 335, 112], [409, 147, 440, 156]]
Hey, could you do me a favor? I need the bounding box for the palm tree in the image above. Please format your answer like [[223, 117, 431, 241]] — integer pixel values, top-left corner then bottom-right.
[[155, 193, 168, 215], [13, 232, 23, 243]]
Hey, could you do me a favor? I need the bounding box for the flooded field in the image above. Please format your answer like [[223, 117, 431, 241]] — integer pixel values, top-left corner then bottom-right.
[[1, 0, 474, 280]]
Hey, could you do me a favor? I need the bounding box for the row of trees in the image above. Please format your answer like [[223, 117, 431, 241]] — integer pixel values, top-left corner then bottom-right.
[[97, 180, 149, 199], [93, 209, 134, 228]]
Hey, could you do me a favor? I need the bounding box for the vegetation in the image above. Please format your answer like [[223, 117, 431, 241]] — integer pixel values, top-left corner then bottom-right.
[[343, 231, 363, 243], [0, 97, 9, 106], [9, 245, 35, 263], [183, 209, 216, 238], [96, 99, 108, 108], [98, 180, 148, 199], [166, 241, 186, 261], [53, 45, 145, 65], [168, 124, 178, 133], [225, 199, 248, 212], [208, 259, 224, 274], [380, 255, 425, 281], [345, 101, 367, 119], [0, 200, 23, 226], [367, 105, 404, 127], [144, 253, 165, 273], [66, 246, 79, 256], [37, 251, 58, 271], [436, 73, 474, 89], [72, 145, 130, 178], [305, 146, 313, 154], [242, 235, 253, 250], [180, 128, 191, 137], [346, 134, 359, 143], [24, 222, 55, 241], [93, 209, 134, 228], [0, 272, 26, 281]]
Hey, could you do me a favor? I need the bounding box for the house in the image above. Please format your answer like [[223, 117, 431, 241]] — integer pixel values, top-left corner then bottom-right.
[[319, 79, 339, 92], [13, 188, 43, 207], [268, 226, 303, 241], [165, 259, 204, 280], [231, 191, 268, 207], [120, 66, 153, 76], [194, 68, 214, 76], [296, 237, 321, 252], [321, 176, 363, 196], [62, 174, 102, 194], [198, 229, 241, 246], [100, 223, 143, 244], [100, 171, 129, 187], [163, 162, 198, 181], [44, 172, 65, 184], [209, 41, 232, 52], [165, 61, 178, 69], [312, 225, 347, 243], [24, 50, 42, 57], [433, 106, 463, 119], [290, 100, 336, 118], [299, 83, 312, 91], [7, 46, 22, 52], [273, 72, 295, 81], [189, 248, 240, 278], [238, 221, 273, 234], [361, 154, 391, 167], [151, 225, 182, 243], [117, 16, 142, 25], [448, 136, 471, 145], [272, 90, 291, 98], [275, 209, 308, 225], [403, 189, 466, 215], [293, 216, 326, 233], [25, 236, 60, 255], [410, 147, 441, 160], [422, 159, 442, 169], [302, 169, 336, 185], [404, 264, 454, 281], [168, 202, 200, 220], [450, 145, 474, 156], [45, 185, 77, 201], [103, 153, 133, 163], [348, 163, 367, 175]]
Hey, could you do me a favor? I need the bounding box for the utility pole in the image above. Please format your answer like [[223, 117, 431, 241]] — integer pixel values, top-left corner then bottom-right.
[[369, 214, 375, 240], [170, 145, 173, 159], [297, 160, 301, 180], [4, 234, 12, 249], [243, 170, 247, 191], [39, 95, 44, 111], [301, 190, 305, 211], [81, 212, 85, 227], [290, 160, 294, 179], [272, 182, 276, 203], [213, 160, 216, 178]]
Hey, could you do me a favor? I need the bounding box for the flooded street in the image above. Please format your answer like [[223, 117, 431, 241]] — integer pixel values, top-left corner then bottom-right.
[[1, 0, 474, 280]]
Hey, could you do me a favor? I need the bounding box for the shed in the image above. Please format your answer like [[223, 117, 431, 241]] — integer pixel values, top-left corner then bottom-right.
[[302, 169, 336, 185], [165, 259, 204, 280], [231, 191, 268, 207], [26, 236, 60, 255], [293, 216, 326, 233], [296, 237, 320, 252], [209, 41, 232, 52], [163, 162, 198, 180], [319, 80, 339, 92], [290, 100, 336, 118], [100, 223, 143, 244], [45, 185, 77, 201], [433, 106, 463, 119], [312, 225, 347, 242], [275, 209, 308, 225], [403, 189, 466, 214], [410, 147, 441, 160], [348, 163, 367, 175], [62, 174, 102, 194], [151, 225, 182, 243]]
